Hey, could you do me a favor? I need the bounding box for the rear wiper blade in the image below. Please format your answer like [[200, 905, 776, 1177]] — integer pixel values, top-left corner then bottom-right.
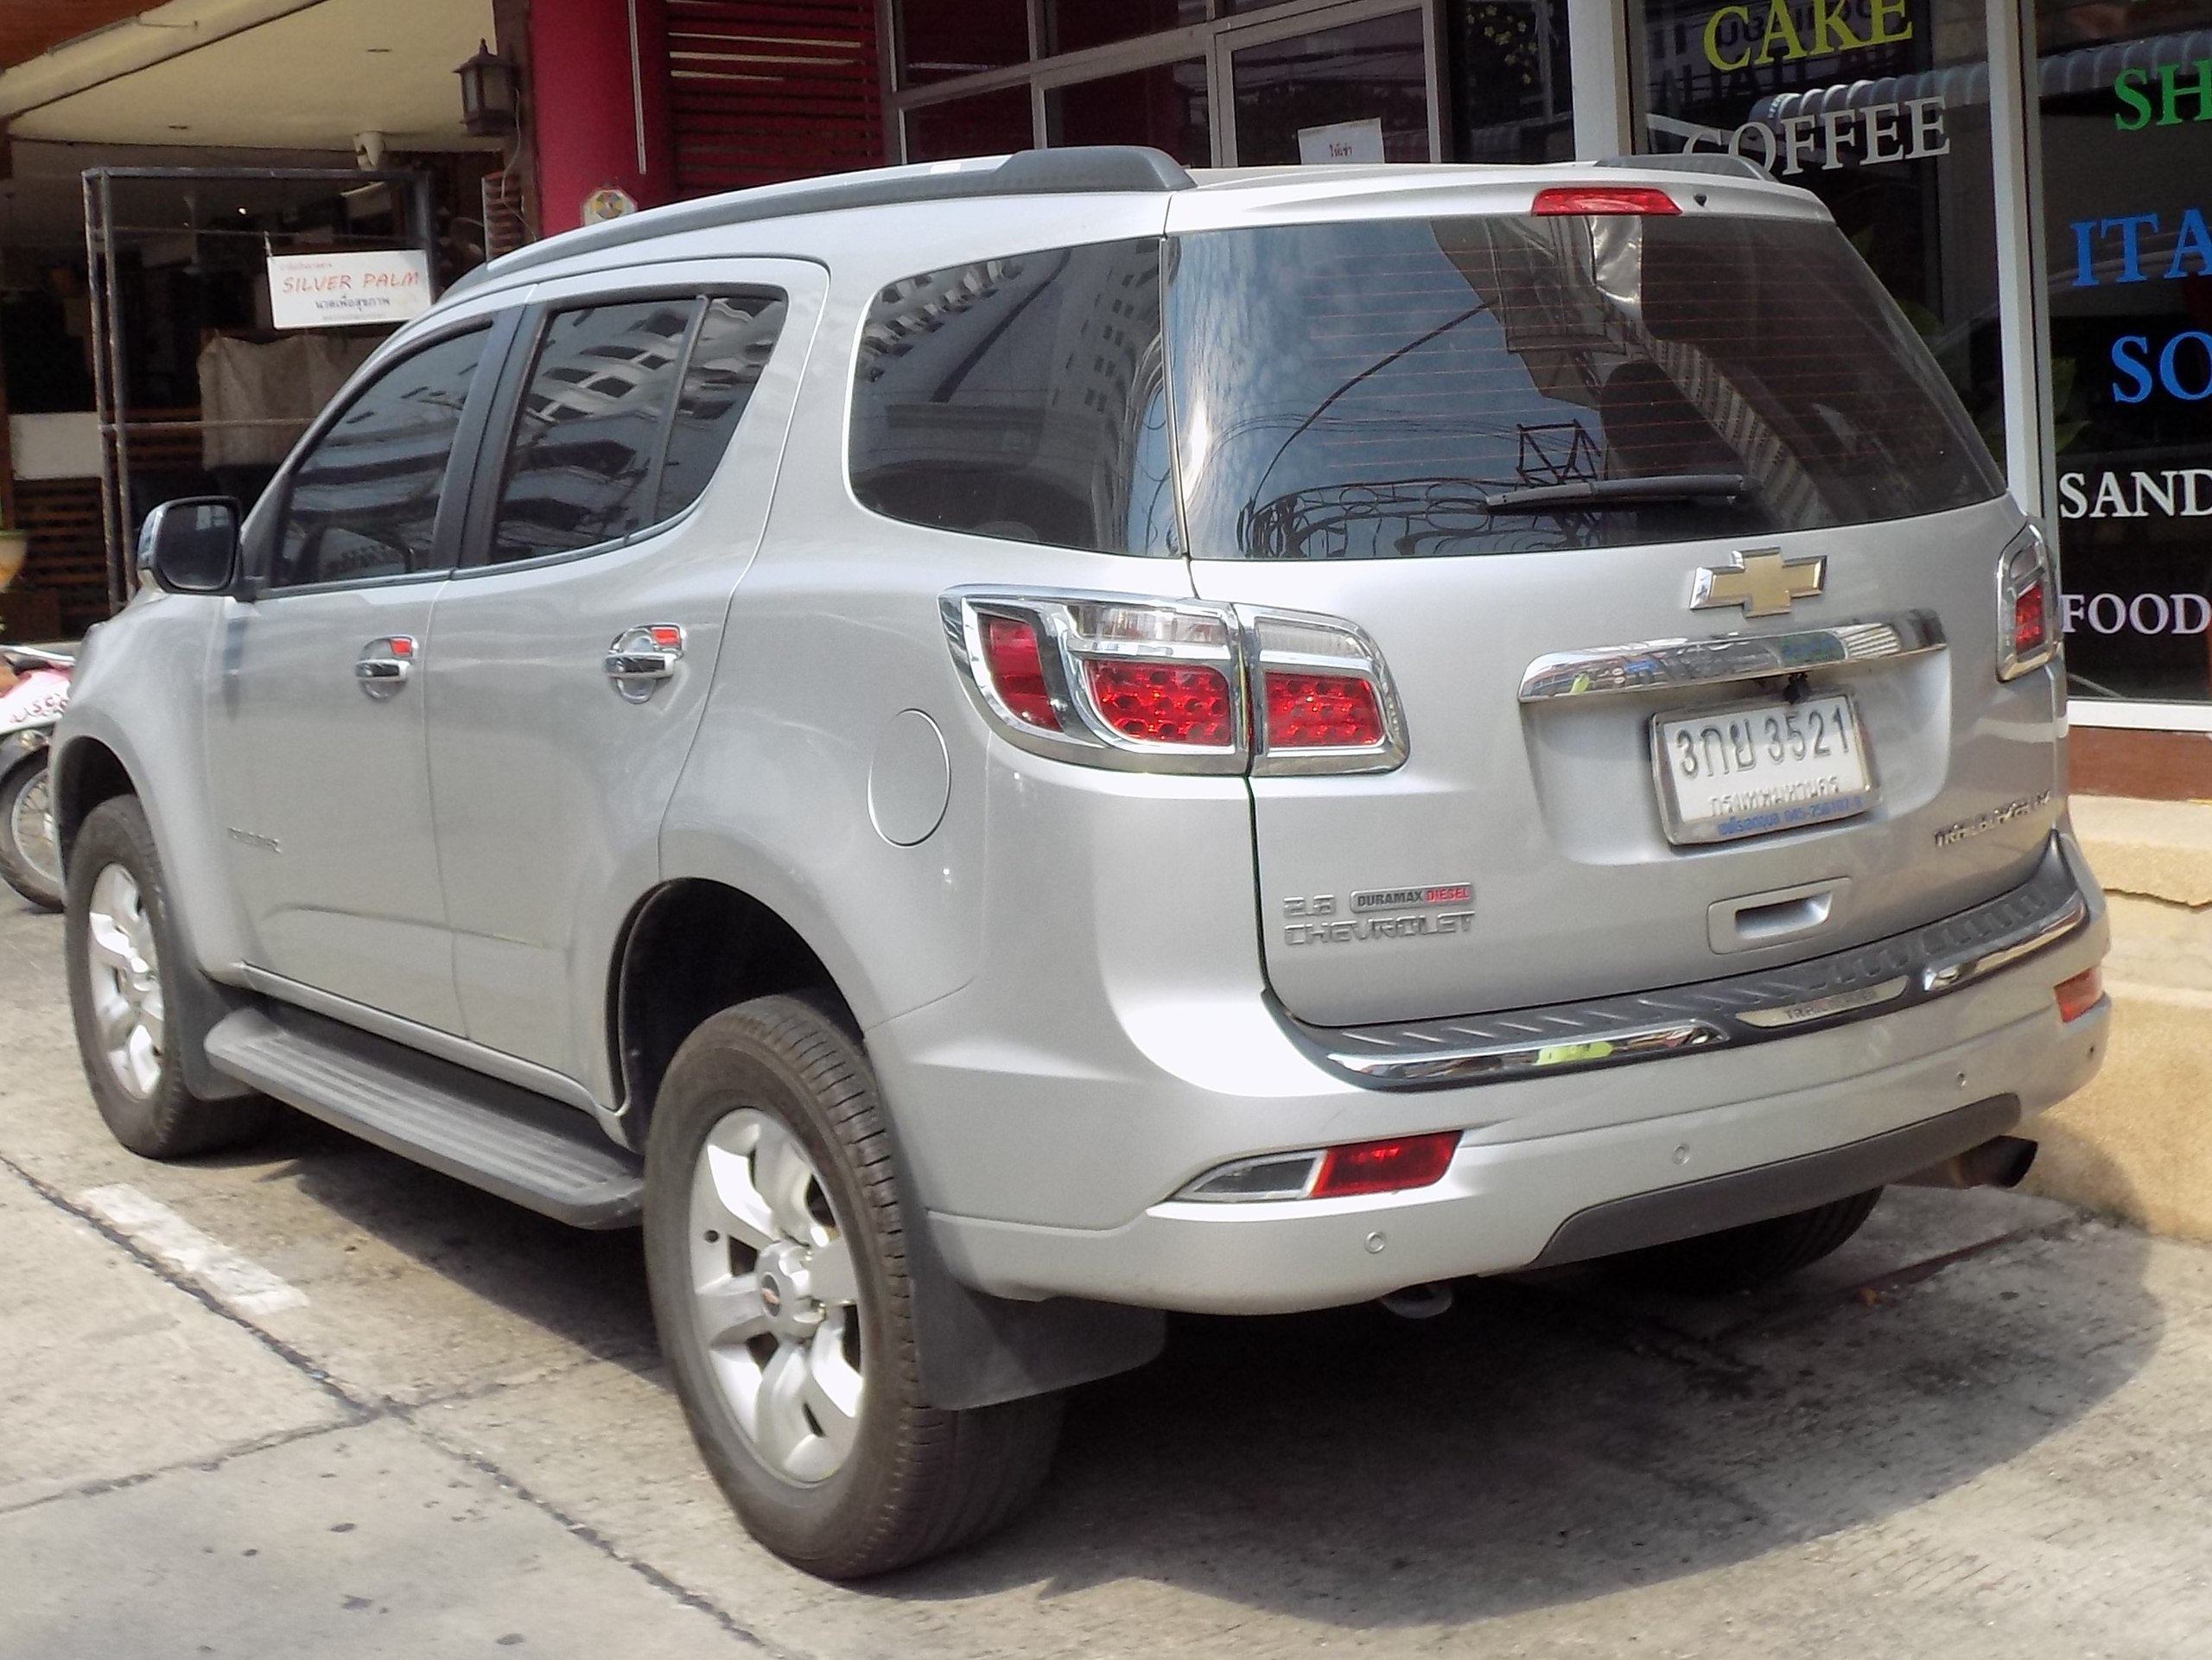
[[1480, 473, 1747, 513]]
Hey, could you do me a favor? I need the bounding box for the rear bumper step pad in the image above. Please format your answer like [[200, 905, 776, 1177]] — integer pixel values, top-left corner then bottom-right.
[[205, 1005, 642, 1228]]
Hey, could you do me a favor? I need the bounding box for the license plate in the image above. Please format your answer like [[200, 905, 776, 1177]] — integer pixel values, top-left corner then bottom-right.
[[1653, 693, 1874, 845]]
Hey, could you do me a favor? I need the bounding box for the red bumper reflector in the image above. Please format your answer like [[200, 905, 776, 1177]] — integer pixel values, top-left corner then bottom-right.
[[1085, 659, 1234, 746], [980, 615, 1059, 730], [1532, 186, 1681, 217], [1312, 1131, 1461, 1199], [1264, 671, 1384, 748], [2056, 965, 2104, 1023]]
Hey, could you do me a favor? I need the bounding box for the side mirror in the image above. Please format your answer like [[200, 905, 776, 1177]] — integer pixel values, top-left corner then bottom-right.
[[138, 498, 241, 595]]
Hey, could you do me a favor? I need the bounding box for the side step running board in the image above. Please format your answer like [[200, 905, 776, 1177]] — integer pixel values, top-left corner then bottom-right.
[[204, 1005, 642, 1228]]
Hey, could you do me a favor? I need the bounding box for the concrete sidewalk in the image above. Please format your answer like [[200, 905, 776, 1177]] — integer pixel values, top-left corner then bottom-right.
[[4, 895, 2211, 1658]]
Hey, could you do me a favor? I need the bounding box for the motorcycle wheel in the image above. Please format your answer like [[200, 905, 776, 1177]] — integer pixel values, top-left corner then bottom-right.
[[0, 754, 65, 911]]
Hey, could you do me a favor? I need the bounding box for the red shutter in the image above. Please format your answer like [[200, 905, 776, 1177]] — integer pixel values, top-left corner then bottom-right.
[[666, 1, 886, 198]]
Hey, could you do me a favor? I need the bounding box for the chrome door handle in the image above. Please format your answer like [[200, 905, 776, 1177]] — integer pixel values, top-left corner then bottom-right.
[[356, 636, 416, 700], [605, 624, 684, 703]]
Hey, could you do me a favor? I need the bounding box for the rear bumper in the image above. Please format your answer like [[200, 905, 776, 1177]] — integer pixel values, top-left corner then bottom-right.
[[928, 983, 2107, 1313]]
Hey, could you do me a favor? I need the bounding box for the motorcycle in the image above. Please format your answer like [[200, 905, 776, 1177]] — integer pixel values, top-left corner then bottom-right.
[[0, 645, 73, 911]]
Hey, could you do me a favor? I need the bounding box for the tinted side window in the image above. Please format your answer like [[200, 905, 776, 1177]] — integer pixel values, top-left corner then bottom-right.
[[849, 239, 1175, 556], [272, 327, 487, 588], [655, 294, 786, 521], [490, 300, 696, 563]]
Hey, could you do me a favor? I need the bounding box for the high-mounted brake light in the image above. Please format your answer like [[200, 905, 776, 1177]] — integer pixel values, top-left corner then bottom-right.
[[944, 589, 1407, 776], [1996, 525, 2059, 682], [979, 614, 1058, 729], [1532, 186, 1681, 217]]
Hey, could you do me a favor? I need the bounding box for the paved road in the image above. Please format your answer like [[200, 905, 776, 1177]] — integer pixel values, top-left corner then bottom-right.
[[3, 895, 2211, 1659]]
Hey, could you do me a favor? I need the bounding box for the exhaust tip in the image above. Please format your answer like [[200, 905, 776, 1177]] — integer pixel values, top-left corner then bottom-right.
[[1899, 1135, 2038, 1191], [1379, 1282, 1454, 1320]]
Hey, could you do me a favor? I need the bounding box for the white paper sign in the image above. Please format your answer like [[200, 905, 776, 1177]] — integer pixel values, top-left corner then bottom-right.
[[266, 249, 432, 330], [1297, 118, 1387, 165]]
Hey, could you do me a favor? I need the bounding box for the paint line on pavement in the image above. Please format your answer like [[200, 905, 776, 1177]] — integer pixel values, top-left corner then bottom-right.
[[76, 1184, 308, 1317]]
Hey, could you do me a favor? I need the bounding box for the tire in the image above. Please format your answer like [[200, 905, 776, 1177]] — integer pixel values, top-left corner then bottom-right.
[[0, 754, 63, 911], [644, 993, 1062, 1580], [63, 796, 271, 1159], [1607, 1189, 1883, 1294]]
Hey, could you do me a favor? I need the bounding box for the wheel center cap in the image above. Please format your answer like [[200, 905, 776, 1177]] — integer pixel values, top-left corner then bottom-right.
[[756, 1242, 821, 1336], [759, 1275, 783, 1314]]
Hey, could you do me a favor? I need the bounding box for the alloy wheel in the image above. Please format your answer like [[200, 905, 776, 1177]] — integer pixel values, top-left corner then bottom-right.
[[688, 1108, 866, 1484], [84, 863, 164, 1098], [10, 766, 60, 891]]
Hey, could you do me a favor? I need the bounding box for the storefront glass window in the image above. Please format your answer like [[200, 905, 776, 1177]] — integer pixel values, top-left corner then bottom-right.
[[1046, 60, 1212, 165], [906, 87, 1036, 162], [895, 0, 1029, 89], [2039, 0, 2212, 704], [1227, 9, 1433, 163], [1633, 0, 2004, 472], [1449, 0, 1575, 162], [1045, 0, 1207, 58]]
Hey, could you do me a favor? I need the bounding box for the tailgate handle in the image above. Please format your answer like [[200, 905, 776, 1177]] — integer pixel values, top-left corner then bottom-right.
[[1710, 878, 1847, 953]]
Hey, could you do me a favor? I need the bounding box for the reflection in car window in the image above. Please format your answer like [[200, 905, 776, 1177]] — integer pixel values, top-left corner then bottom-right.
[[490, 301, 697, 563], [1169, 216, 2004, 561], [849, 239, 1176, 556], [654, 293, 786, 521], [272, 328, 487, 588]]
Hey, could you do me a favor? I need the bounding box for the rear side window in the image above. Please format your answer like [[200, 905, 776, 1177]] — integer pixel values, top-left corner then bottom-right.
[[849, 239, 1176, 556], [490, 300, 697, 563], [272, 326, 487, 588], [654, 295, 786, 521], [1168, 214, 2005, 561]]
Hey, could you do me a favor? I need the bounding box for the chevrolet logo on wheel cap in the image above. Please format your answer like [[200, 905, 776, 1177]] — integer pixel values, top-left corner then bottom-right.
[[1690, 549, 1827, 618]]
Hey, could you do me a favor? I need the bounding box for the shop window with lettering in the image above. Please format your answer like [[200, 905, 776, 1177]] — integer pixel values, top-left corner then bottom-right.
[[2041, 0, 2212, 704], [1632, 0, 2004, 460]]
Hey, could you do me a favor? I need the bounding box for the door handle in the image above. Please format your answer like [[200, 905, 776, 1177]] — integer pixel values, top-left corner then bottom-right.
[[356, 636, 416, 700], [605, 624, 684, 703]]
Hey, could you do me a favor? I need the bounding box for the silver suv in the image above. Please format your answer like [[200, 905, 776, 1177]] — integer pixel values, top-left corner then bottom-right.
[[54, 147, 2109, 1578]]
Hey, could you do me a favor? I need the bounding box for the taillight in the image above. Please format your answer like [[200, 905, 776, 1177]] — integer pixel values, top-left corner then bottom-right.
[[1532, 185, 1681, 216], [1264, 672, 1384, 749], [1085, 660, 1235, 746], [944, 589, 1406, 775], [979, 614, 1058, 730], [1997, 525, 2059, 681]]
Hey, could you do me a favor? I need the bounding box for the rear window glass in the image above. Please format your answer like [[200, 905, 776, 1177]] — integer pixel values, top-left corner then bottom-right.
[[849, 239, 1177, 556], [1167, 214, 2004, 561]]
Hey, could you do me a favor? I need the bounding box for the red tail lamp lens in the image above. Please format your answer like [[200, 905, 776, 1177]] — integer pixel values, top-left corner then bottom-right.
[[2056, 965, 2104, 1023], [1311, 1131, 1460, 1199], [1085, 660, 1234, 746], [2013, 582, 2049, 659], [1265, 671, 1384, 748], [981, 615, 1058, 730], [1532, 186, 1681, 216]]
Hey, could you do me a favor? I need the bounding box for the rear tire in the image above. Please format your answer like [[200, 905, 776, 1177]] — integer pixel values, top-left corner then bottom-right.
[[644, 992, 1061, 1580], [1608, 1189, 1882, 1294], [64, 796, 271, 1159], [0, 755, 63, 911]]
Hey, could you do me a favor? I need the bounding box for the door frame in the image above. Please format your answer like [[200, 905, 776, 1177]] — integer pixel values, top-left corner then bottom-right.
[[1209, 0, 1444, 168]]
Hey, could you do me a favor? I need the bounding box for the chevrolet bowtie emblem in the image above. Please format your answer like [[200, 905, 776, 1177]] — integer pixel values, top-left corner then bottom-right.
[[1690, 549, 1827, 618]]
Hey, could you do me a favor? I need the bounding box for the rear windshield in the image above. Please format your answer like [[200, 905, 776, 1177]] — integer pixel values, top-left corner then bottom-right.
[[1167, 214, 2004, 561]]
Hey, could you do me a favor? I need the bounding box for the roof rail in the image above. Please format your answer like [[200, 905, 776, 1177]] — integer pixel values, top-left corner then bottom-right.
[[447, 147, 1194, 296], [1597, 152, 1768, 181]]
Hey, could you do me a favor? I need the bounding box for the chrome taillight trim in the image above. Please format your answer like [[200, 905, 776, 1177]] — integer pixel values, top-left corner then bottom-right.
[[1996, 523, 2059, 683], [1238, 607, 1410, 777], [941, 588, 1410, 778], [941, 588, 1250, 775]]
